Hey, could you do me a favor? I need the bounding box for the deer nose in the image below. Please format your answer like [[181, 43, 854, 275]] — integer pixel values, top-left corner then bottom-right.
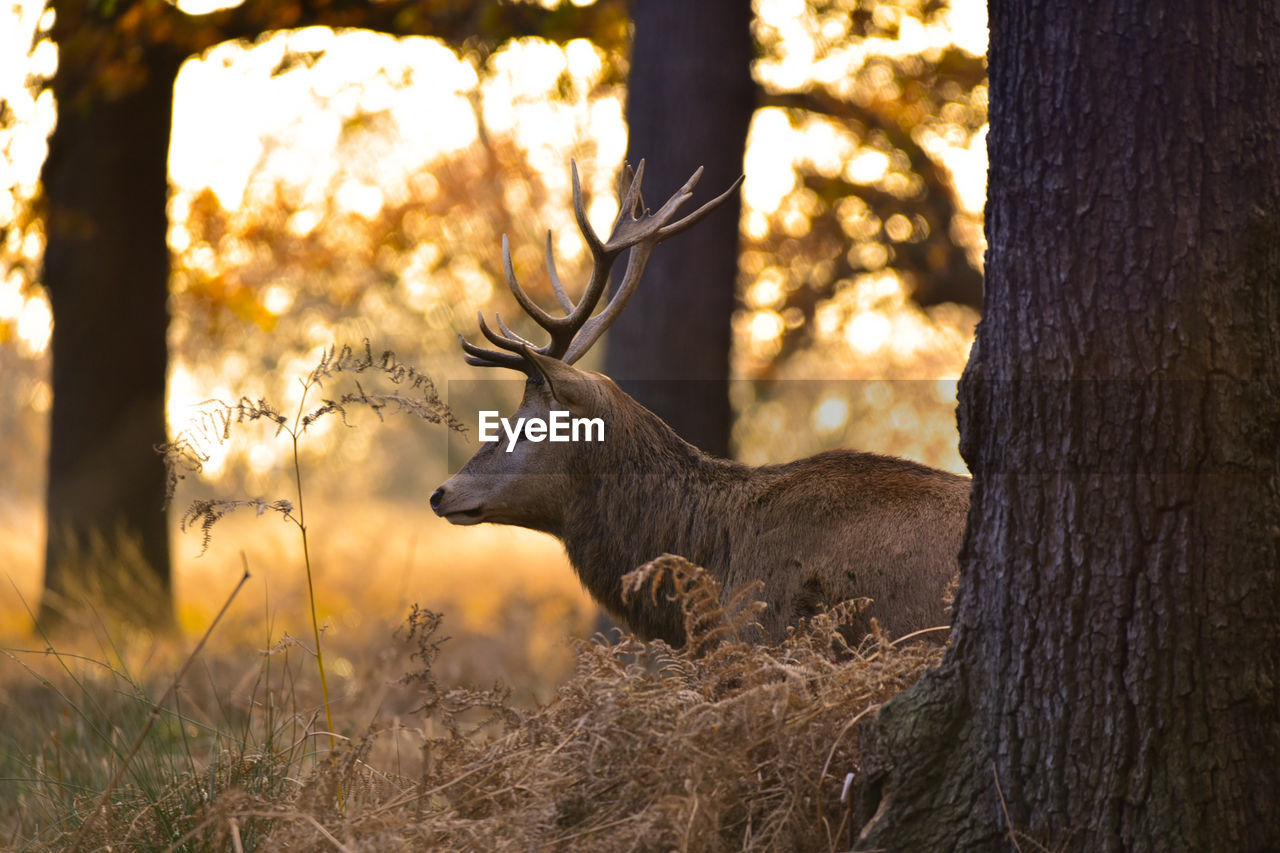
[[430, 487, 445, 514]]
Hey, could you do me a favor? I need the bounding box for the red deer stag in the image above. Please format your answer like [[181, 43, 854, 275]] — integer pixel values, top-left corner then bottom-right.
[[431, 161, 970, 646]]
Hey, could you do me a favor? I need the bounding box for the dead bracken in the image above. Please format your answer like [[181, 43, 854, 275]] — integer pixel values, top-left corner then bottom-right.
[[50, 556, 941, 852]]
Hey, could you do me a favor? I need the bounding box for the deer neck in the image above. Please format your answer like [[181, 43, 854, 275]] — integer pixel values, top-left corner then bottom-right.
[[557, 408, 747, 642]]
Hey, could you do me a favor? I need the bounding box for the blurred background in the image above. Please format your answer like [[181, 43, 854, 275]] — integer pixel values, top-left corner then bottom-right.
[[0, 0, 985, 674]]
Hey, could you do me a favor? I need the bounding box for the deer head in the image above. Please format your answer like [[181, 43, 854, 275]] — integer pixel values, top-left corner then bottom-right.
[[430, 161, 741, 533]]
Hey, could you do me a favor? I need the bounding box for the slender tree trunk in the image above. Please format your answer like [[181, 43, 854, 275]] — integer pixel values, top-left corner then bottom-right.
[[39, 36, 181, 627], [604, 0, 754, 458], [855, 3, 1280, 850]]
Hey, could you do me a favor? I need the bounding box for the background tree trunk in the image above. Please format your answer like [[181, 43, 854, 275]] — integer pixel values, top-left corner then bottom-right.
[[604, 0, 754, 458], [855, 2, 1280, 849], [39, 34, 182, 626]]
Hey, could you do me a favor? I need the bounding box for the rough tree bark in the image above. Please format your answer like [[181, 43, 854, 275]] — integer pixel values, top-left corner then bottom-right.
[[603, 0, 754, 457], [854, 2, 1280, 850]]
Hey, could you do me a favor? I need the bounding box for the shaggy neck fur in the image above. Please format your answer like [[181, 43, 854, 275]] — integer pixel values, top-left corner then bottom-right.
[[557, 393, 751, 645]]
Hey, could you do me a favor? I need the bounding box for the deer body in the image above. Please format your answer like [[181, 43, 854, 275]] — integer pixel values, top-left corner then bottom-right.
[[561, 389, 968, 645], [430, 161, 969, 646], [434, 354, 969, 645]]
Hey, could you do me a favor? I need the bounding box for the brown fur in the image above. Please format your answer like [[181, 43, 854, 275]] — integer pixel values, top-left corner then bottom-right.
[[432, 352, 970, 646]]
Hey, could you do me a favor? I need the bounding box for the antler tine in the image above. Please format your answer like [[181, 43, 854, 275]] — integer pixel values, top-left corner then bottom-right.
[[459, 328, 526, 370], [476, 311, 528, 354], [601, 160, 697, 251], [462, 224, 587, 371], [456, 310, 543, 371], [620, 161, 645, 217], [502, 235, 558, 331], [462, 350, 525, 369], [495, 313, 537, 347], [562, 241, 657, 364], [502, 232, 584, 358], [544, 230, 575, 313], [546, 158, 627, 336], [610, 159, 647, 240], [656, 173, 745, 241], [570, 159, 606, 257]]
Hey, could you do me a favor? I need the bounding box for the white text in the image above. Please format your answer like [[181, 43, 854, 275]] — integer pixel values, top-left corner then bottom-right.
[[478, 410, 605, 451]]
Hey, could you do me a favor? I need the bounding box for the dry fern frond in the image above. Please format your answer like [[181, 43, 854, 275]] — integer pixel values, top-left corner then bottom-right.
[[622, 554, 768, 654], [159, 397, 288, 502], [395, 607, 523, 792], [180, 497, 294, 553], [780, 596, 874, 659], [159, 341, 464, 506], [302, 340, 466, 433]]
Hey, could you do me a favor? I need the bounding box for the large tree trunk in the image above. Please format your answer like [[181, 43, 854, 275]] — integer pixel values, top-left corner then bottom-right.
[[39, 32, 181, 627], [854, 2, 1280, 849], [603, 0, 754, 458]]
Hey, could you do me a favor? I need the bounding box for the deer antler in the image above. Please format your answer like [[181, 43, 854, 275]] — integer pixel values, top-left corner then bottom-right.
[[459, 160, 743, 372]]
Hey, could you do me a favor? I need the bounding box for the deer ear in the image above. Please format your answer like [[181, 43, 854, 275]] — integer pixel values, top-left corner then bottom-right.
[[521, 347, 592, 408]]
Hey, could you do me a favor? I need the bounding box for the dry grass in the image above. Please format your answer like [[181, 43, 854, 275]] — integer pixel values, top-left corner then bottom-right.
[[0, 496, 595, 716], [3, 554, 940, 852]]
